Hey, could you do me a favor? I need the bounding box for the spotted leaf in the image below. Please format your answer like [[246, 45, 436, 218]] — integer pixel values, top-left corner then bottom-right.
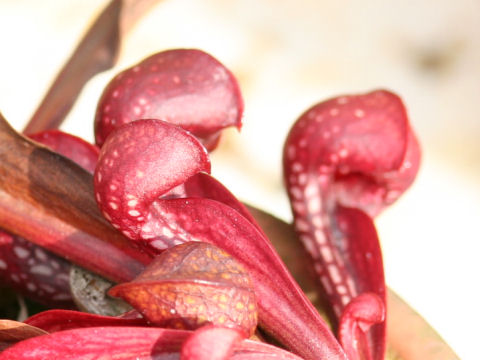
[[94, 119, 346, 360], [94, 48, 244, 150], [94, 119, 210, 246], [0, 129, 100, 307], [0, 234, 73, 308], [283, 89, 421, 360]]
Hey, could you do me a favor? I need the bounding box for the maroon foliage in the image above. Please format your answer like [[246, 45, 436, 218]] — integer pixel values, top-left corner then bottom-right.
[[0, 130, 100, 307], [0, 234, 72, 308], [94, 49, 244, 150], [283, 89, 421, 360], [94, 119, 346, 359]]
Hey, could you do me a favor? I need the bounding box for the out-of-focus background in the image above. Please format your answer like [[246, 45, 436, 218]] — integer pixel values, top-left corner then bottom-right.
[[0, 1, 478, 358]]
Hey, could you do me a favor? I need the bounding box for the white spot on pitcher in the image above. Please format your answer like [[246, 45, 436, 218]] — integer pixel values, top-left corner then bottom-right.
[[292, 201, 306, 214], [173, 239, 184, 246], [133, 106, 142, 116], [308, 197, 321, 213], [301, 235, 319, 258], [329, 108, 339, 116], [330, 153, 339, 163], [294, 219, 310, 232], [13, 247, 30, 259], [304, 183, 318, 198], [162, 227, 174, 238], [56, 273, 70, 283], [151, 239, 168, 250], [298, 173, 307, 186], [34, 248, 48, 262], [289, 186, 303, 200], [341, 295, 351, 306], [128, 210, 141, 217], [320, 245, 334, 262], [328, 264, 342, 284], [320, 274, 333, 295], [53, 293, 72, 301], [338, 148, 349, 158], [102, 211, 112, 222], [31, 264, 53, 277], [312, 215, 324, 228], [40, 284, 56, 293], [354, 109, 365, 118], [346, 277, 357, 295], [291, 162, 303, 173], [314, 230, 327, 244]]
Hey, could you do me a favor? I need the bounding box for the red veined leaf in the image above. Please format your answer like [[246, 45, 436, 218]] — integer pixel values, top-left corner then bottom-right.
[[110, 242, 258, 336]]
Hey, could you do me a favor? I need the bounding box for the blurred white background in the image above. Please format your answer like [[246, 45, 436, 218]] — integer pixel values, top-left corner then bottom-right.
[[0, 1, 478, 358]]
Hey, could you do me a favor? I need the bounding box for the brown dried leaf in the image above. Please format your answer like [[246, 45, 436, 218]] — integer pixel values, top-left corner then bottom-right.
[[0, 319, 47, 351]]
